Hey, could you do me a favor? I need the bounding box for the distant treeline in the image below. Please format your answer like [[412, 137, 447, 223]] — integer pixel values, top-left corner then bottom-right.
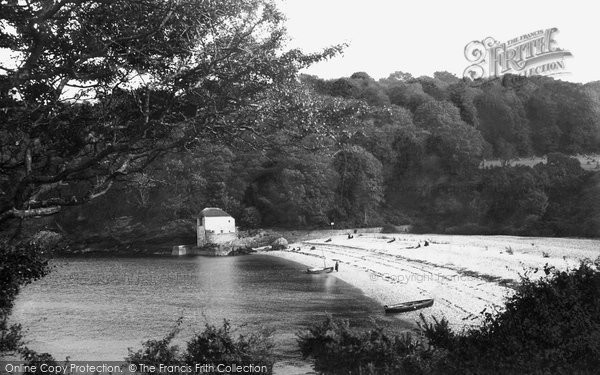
[[304, 72, 600, 157], [60, 72, 600, 239]]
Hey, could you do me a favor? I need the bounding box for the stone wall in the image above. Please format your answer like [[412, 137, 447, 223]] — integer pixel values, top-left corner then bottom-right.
[[206, 232, 237, 244], [172, 245, 193, 255], [197, 221, 206, 246], [172, 244, 232, 256], [190, 246, 231, 256]]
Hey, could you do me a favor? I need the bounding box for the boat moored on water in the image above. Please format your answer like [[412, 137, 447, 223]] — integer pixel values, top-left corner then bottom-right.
[[384, 298, 434, 313]]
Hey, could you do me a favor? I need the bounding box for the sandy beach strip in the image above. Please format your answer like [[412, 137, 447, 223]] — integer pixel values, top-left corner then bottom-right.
[[260, 233, 600, 329]]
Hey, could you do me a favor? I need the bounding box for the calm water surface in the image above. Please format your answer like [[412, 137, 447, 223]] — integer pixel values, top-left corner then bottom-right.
[[11, 254, 410, 363]]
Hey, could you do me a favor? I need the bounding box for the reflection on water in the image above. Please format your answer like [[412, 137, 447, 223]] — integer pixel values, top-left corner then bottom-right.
[[11, 255, 411, 361]]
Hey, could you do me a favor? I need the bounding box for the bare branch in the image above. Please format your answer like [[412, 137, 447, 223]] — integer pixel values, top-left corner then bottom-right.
[[0, 206, 62, 222], [89, 180, 113, 199]]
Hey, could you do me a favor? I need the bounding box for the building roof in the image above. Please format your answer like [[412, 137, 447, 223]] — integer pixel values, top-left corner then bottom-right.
[[200, 207, 232, 217]]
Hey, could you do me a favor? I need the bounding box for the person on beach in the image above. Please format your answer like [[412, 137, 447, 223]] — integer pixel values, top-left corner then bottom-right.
[[335, 261, 339, 272]]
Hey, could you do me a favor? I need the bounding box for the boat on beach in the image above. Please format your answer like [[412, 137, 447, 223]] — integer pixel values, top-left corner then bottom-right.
[[384, 298, 434, 313], [306, 266, 334, 274], [305, 246, 334, 274]]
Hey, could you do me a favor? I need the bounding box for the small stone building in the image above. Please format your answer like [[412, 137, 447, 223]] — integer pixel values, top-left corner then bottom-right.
[[197, 208, 236, 246]]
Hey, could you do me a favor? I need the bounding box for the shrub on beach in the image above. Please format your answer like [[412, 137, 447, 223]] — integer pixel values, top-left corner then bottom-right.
[[270, 237, 288, 250], [298, 258, 600, 374]]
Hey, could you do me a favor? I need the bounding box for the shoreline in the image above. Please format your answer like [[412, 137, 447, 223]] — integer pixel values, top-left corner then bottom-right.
[[259, 233, 600, 329], [260, 247, 472, 330]]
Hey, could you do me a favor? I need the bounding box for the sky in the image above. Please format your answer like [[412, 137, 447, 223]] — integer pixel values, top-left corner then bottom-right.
[[277, 0, 598, 83], [1, 0, 596, 84]]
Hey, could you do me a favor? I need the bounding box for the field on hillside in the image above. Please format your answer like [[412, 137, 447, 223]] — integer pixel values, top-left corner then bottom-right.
[[481, 154, 600, 170], [264, 233, 600, 329]]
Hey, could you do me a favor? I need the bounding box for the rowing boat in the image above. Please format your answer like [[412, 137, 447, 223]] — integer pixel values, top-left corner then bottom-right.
[[384, 298, 434, 313], [306, 266, 334, 274], [305, 246, 333, 274]]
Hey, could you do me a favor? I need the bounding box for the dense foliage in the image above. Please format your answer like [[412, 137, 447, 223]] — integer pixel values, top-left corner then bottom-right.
[[0, 0, 338, 360], [431, 259, 600, 374], [2, 2, 599, 242], [298, 258, 600, 374], [298, 316, 431, 374], [56, 72, 600, 241], [0, 236, 55, 357], [0, 0, 341, 231], [127, 319, 274, 375], [308, 72, 600, 157]]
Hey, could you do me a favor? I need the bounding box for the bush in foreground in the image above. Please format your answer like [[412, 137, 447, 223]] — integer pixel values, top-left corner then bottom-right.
[[1, 238, 55, 360], [297, 317, 435, 374], [127, 319, 274, 375], [298, 258, 600, 374]]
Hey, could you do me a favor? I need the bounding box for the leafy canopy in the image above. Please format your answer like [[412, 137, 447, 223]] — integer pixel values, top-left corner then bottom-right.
[[0, 0, 342, 225]]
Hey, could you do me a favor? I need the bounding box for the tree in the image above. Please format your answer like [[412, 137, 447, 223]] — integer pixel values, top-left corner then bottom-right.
[[481, 167, 547, 227], [0, 0, 342, 230], [0, 0, 343, 360], [385, 82, 431, 112], [252, 153, 337, 227], [413, 100, 484, 174], [577, 174, 600, 237], [433, 71, 460, 84], [378, 71, 413, 85], [448, 81, 481, 127], [1, 233, 61, 357], [527, 90, 562, 154], [474, 87, 531, 158], [140, 146, 240, 222], [333, 145, 384, 225], [425, 121, 485, 174], [350, 106, 414, 166], [526, 81, 600, 154], [413, 100, 462, 130], [325, 78, 361, 98], [416, 76, 449, 101]]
